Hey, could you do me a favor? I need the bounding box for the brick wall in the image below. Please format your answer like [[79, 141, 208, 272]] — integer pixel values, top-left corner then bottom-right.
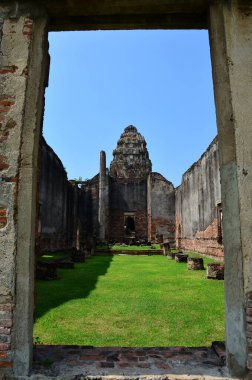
[[109, 209, 147, 242], [175, 138, 224, 259]]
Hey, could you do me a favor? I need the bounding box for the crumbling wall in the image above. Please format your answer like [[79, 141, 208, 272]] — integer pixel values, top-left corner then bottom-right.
[[175, 137, 223, 258], [38, 138, 78, 252], [148, 173, 175, 243]]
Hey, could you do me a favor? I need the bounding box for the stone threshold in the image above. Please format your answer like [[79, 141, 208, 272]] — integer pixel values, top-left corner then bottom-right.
[[26, 343, 228, 379]]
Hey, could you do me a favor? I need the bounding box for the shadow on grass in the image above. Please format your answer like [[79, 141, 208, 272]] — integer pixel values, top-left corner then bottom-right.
[[34, 255, 113, 320]]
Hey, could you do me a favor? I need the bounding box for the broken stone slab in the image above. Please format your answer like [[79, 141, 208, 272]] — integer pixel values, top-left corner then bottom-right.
[[207, 263, 224, 280], [187, 257, 204, 270], [175, 253, 188, 263]]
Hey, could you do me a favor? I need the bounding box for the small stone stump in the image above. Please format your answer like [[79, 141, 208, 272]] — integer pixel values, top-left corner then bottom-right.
[[207, 263, 224, 280], [175, 253, 188, 263], [187, 257, 204, 270]]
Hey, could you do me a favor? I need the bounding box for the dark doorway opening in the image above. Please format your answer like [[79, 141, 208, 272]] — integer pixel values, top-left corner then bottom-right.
[[125, 216, 135, 236]]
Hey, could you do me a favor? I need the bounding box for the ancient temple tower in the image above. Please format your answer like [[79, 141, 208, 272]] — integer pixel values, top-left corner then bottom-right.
[[81, 125, 175, 244], [109, 125, 152, 241], [110, 125, 152, 179]]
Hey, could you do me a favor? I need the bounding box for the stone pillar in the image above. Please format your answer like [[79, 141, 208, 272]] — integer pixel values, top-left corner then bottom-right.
[[0, 3, 48, 376], [209, 1, 252, 376], [98, 151, 108, 241]]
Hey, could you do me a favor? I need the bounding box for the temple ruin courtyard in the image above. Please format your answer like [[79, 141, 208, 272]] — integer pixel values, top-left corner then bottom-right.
[[34, 254, 224, 347]]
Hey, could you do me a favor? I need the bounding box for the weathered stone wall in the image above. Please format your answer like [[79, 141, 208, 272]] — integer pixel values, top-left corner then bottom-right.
[[148, 172, 175, 243], [38, 138, 78, 253], [81, 174, 100, 239], [175, 137, 223, 258]]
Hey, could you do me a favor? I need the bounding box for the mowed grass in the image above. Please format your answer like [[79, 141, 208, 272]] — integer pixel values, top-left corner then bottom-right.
[[34, 255, 224, 346]]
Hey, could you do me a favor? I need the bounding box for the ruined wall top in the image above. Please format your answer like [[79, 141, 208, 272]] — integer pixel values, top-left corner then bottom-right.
[[110, 125, 152, 179]]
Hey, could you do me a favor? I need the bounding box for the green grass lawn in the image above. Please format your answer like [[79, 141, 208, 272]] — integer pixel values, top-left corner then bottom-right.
[[34, 255, 224, 346]]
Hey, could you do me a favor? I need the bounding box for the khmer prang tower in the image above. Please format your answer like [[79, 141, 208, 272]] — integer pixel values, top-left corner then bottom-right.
[[110, 125, 152, 179], [82, 125, 175, 243]]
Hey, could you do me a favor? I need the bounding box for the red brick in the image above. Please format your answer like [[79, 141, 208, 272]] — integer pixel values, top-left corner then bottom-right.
[[0, 361, 12, 368], [0, 98, 15, 109], [97, 362, 114, 368], [0, 297, 12, 304], [118, 363, 132, 368], [0, 352, 7, 359], [0, 343, 10, 351], [0, 218, 7, 228], [0, 66, 17, 74], [247, 323, 252, 332], [248, 356, 252, 370], [137, 363, 150, 368], [0, 209, 7, 217], [0, 132, 9, 143], [0, 320, 12, 328], [155, 362, 171, 370], [79, 355, 105, 361], [0, 328, 11, 335], [0, 304, 12, 312], [247, 330, 252, 338], [248, 293, 252, 301], [247, 308, 252, 317], [0, 155, 9, 171], [6, 120, 16, 129]]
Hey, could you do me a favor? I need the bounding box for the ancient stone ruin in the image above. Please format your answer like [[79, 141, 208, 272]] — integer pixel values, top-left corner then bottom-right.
[[38, 126, 223, 260]]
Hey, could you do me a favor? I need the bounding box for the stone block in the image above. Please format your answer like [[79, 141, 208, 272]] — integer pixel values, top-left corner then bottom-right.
[[206, 263, 224, 280], [175, 253, 188, 263], [187, 257, 204, 270]]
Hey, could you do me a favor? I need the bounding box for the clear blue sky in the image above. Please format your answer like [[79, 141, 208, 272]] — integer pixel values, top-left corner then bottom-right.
[[43, 30, 217, 187]]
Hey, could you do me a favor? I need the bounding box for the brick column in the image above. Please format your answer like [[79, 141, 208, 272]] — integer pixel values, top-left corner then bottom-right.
[[98, 151, 108, 241], [209, 1, 252, 376], [0, 3, 48, 376]]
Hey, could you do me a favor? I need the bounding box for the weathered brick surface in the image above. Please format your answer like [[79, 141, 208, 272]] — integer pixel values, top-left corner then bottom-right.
[[32, 345, 227, 377], [0, 11, 36, 372], [175, 138, 224, 259], [176, 217, 224, 259], [109, 208, 148, 241], [247, 292, 252, 372]]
